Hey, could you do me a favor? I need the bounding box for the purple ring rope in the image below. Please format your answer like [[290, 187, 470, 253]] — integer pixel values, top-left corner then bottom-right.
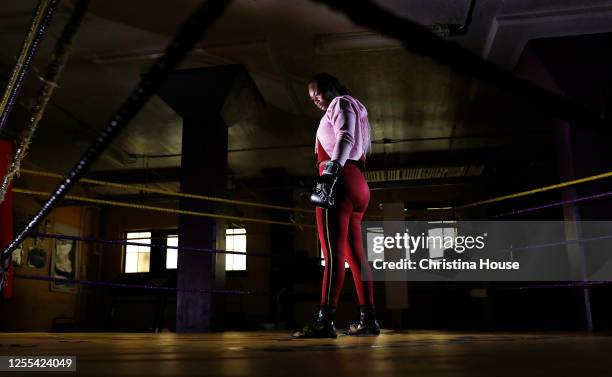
[[478, 234, 612, 291], [14, 273, 251, 295], [496, 233, 612, 253], [493, 280, 611, 291], [29, 232, 281, 258], [492, 190, 612, 218]]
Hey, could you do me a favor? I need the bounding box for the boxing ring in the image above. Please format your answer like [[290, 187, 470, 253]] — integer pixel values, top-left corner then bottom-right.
[[1, 0, 612, 375]]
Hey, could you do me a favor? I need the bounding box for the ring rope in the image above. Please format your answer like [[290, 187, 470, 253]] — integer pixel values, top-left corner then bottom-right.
[[491, 281, 611, 292], [0, 0, 91, 204], [29, 232, 289, 259], [18, 168, 314, 214], [0, 0, 59, 134], [2, 0, 234, 258], [14, 273, 251, 295], [457, 170, 612, 210], [15, 232, 612, 293], [12, 188, 314, 228], [492, 190, 612, 218], [494, 233, 612, 254]]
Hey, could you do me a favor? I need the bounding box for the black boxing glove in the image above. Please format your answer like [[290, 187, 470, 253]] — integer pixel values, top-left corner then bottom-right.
[[310, 160, 341, 208]]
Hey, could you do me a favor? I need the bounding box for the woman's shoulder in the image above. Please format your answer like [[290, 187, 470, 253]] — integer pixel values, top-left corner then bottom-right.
[[330, 94, 357, 104], [328, 95, 360, 111], [329, 95, 367, 117]]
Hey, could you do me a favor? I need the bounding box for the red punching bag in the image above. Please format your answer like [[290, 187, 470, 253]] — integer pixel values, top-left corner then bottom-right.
[[0, 140, 14, 299]]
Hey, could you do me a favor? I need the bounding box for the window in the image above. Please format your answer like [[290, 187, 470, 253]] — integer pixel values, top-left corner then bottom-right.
[[123, 229, 249, 273], [366, 226, 384, 260], [124, 231, 177, 273], [166, 235, 178, 269], [365, 226, 411, 261], [225, 228, 247, 271], [125, 232, 151, 273], [320, 251, 350, 269], [427, 221, 457, 259]]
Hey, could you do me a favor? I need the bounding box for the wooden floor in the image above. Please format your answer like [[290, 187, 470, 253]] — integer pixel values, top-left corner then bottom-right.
[[1, 331, 612, 376]]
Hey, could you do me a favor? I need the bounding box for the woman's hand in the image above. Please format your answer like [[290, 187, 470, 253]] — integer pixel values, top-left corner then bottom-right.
[[310, 161, 341, 208]]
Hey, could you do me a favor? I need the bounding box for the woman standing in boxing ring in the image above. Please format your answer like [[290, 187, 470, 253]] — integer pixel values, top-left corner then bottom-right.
[[293, 73, 380, 338]]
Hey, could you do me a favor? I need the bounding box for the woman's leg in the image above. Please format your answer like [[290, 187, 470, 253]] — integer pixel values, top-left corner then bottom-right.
[[293, 207, 344, 339], [317, 201, 351, 307], [340, 164, 373, 305], [341, 164, 380, 335], [345, 212, 380, 335], [345, 211, 375, 306]]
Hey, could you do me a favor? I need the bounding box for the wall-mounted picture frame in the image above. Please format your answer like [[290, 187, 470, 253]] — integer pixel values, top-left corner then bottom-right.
[[50, 223, 79, 293], [12, 247, 23, 267]]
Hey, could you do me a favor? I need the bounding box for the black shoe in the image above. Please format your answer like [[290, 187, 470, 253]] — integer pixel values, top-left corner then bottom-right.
[[345, 305, 380, 336], [292, 306, 337, 339]]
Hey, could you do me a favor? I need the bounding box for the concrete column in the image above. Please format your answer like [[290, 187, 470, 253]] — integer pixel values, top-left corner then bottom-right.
[[516, 45, 593, 331], [156, 65, 262, 332], [262, 168, 295, 329]]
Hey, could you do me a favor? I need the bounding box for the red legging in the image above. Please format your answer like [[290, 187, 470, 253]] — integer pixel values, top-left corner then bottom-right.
[[316, 162, 374, 307]]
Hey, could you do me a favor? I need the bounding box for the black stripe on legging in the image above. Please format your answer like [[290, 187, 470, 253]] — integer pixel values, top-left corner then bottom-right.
[[323, 208, 334, 306]]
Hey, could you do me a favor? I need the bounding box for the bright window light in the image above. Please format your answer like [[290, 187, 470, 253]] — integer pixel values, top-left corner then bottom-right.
[[427, 221, 457, 258], [166, 235, 178, 269], [226, 228, 247, 271], [320, 251, 350, 269], [125, 232, 151, 273]]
